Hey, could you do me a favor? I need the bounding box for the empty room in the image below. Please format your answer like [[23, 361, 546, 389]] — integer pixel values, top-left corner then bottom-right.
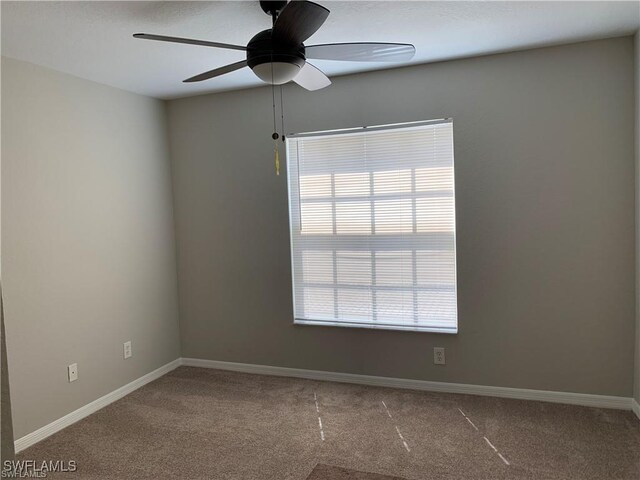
[[1, 1, 640, 479]]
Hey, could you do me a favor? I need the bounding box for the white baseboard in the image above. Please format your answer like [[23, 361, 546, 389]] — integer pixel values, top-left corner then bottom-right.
[[632, 398, 640, 421], [14, 358, 181, 453], [181, 357, 633, 411], [15, 357, 637, 453]]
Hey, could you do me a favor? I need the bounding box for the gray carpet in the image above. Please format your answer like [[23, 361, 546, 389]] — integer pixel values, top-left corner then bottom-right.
[[16, 366, 640, 479]]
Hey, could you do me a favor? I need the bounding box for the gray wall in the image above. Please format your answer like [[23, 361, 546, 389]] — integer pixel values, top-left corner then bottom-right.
[[168, 37, 636, 397], [0, 53, 13, 460], [635, 31, 640, 406], [1, 58, 181, 439]]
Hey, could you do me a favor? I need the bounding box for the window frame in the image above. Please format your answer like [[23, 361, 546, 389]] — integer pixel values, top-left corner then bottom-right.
[[286, 119, 458, 334]]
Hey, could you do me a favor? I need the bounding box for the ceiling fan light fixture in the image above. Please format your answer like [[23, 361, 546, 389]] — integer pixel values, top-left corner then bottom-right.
[[251, 61, 302, 85], [134, 0, 415, 90]]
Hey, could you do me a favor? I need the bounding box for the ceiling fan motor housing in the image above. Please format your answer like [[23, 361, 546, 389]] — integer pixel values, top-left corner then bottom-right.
[[247, 29, 306, 84]]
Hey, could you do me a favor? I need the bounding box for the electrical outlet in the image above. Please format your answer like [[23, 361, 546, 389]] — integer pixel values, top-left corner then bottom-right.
[[123, 341, 132, 359], [68, 363, 78, 382], [433, 347, 445, 365]]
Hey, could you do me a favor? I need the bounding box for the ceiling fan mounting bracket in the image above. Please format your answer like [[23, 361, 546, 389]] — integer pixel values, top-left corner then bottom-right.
[[260, 1, 288, 21]]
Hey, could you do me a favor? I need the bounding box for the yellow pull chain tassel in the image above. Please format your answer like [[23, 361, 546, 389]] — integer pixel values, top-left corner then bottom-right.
[[274, 141, 280, 176]]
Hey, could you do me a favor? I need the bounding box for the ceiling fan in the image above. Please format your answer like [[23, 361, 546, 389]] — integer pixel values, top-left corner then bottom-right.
[[133, 0, 415, 91]]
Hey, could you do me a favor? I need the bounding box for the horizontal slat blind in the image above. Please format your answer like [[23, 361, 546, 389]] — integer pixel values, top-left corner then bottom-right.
[[287, 120, 457, 333]]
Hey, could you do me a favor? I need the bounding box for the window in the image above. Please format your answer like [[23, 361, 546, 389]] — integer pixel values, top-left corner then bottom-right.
[[286, 119, 457, 333]]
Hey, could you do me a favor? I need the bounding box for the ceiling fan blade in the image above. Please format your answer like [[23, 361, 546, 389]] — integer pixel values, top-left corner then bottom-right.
[[133, 33, 246, 51], [272, 1, 330, 45], [183, 60, 248, 83], [293, 62, 331, 91], [305, 42, 416, 62]]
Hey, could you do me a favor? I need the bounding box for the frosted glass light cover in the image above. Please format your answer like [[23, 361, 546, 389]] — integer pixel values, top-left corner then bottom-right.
[[252, 62, 301, 85]]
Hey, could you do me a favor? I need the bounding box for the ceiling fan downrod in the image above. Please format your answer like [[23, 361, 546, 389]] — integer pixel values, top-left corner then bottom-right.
[[260, 1, 288, 25]]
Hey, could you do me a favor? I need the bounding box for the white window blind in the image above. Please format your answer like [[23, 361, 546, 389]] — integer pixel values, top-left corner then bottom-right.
[[286, 119, 457, 333]]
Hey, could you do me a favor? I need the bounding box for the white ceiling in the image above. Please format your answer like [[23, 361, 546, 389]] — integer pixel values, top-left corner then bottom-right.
[[2, 1, 639, 99]]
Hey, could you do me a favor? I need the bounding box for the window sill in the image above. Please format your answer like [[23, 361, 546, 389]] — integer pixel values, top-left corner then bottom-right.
[[294, 318, 457, 334]]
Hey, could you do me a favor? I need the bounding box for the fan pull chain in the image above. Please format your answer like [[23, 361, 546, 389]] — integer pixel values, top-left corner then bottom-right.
[[270, 58, 280, 175], [279, 84, 285, 143]]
